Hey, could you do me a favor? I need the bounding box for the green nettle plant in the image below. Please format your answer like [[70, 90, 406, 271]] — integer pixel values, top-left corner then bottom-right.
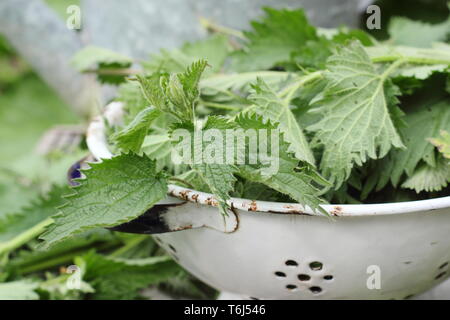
[[0, 7, 449, 299], [41, 8, 450, 245]]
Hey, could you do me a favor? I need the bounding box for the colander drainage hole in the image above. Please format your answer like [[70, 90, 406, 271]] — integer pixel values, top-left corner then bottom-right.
[[323, 275, 333, 280], [168, 244, 177, 253], [439, 262, 449, 269], [309, 286, 322, 294], [309, 261, 323, 271], [286, 284, 297, 290], [285, 260, 298, 267], [435, 271, 446, 280], [297, 274, 310, 281], [274, 271, 286, 278]]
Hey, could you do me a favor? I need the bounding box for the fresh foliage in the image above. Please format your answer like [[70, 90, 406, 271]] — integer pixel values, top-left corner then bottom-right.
[[234, 113, 329, 213], [71, 45, 133, 84], [39, 154, 168, 247], [430, 130, 450, 160], [231, 8, 320, 71], [231, 8, 375, 72], [144, 34, 231, 75], [376, 99, 450, 189], [41, 7, 450, 242], [401, 158, 450, 193], [388, 15, 450, 48], [112, 107, 161, 152], [1, 5, 450, 300], [249, 77, 315, 165], [0, 280, 39, 300], [308, 41, 405, 186], [78, 252, 180, 299], [0, 186, 66, 248]]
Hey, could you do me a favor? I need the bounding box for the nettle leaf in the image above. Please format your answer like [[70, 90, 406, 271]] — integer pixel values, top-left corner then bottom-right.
[[367, 44, 450, 80], [290, 29, 373, 71], [402, 157, 450, 193], [201, 71, 291, 95], [0, 281, 39, 300], [141, 134, 173, 170], [79, 251, 180, 300], [290, 27, 375, 70], [39, 154, 168, 247], [308, 41, 404, 187], [116, 81, 149, 120], [171, 112, 328, 214], [394, 64, 448, 80], [382, 99, 450, 187], [249, 78, 315, 165], [71, 46, 133, 84], [72, 46, 132, 71], [112, 107, 161, 153], [172, 117, 238, 216], [136, 73, 171, 119], [175, 169, 211, 193], [161, 269, 213, 299], [430, 130, 450, 160], [330, 28, 375, 47], [138, 60, 207, 122], [174, 59, 207, 107], [7, 230, 116, 274], [0, 185, 66, 243], [231, 8, 375, 72], [144, 34, 231, 75], [388, 16, 450, 48], [194, 163, 237, 216], [290, 37, 332, 70], [232, 8, 319, 71], [234, 113, 329, 214], [231, 180, 284, 202]]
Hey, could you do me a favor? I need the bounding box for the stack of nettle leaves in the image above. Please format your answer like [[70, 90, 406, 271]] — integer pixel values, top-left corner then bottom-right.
[[43, 8, 450, 242], [1, 8, 449, 299]]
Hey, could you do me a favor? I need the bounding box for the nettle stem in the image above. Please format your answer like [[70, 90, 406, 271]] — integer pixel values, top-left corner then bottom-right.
[[199, 17, 245, 40], [84, 68, 139, 76], [202, 101, 241, 111], [279, 71, 323, 104], [16, 241, 120, 275], [277, 50, 448, 105], [371, 55, 450, 65], [0, 217, 53, 257], [108, 235, 148, 258], [379, 58, 407, 81]]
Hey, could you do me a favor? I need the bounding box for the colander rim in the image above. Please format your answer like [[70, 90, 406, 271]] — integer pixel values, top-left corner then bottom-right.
[[166, 184, 450, 217], [87, 109, 450, 218]]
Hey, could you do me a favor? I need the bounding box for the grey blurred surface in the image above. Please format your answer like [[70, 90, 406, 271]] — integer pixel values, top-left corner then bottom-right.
[[415, 280, 450, 300], [0, 0, 364, 114], [0, 0, 97, 116], [81, 0, 365, 59]]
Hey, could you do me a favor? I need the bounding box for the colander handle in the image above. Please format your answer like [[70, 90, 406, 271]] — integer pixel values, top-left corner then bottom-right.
[[67, 157, 238, 235]]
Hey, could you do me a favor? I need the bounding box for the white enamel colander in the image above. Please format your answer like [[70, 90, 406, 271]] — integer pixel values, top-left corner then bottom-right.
[[81, 103, 450, 300]]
